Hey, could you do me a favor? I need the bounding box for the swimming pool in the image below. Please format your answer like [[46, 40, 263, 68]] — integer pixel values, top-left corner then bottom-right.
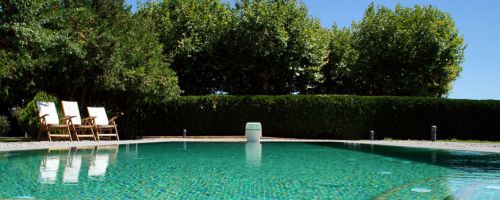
[[0, 142, 499, 199]]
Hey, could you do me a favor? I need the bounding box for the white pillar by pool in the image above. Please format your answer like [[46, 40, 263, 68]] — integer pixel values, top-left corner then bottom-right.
[[245, 122, 262, 142]]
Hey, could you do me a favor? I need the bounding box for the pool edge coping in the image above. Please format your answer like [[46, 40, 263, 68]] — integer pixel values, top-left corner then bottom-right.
[[1, 137, 500, 153]]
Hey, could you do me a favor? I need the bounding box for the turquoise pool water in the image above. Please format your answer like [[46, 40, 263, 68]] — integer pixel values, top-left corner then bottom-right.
[[1, 142, 500, 199]]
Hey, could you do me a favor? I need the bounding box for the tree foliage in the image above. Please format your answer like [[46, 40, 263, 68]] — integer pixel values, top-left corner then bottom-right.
[[0, 0, 181, 106], [140, 0, 329, 95], [0, 1, 468, 137], [139, 0, 232, 95], [221, 0, 328, 94], [322, 4, 465, 97]]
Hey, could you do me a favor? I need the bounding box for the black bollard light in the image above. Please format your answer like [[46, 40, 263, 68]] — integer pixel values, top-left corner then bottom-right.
[[431, 125, 437, 142]]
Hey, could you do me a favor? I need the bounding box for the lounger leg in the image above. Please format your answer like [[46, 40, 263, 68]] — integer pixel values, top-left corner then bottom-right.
[[47, 130, 52, 142], [75, 129, 80, 142], [114, 127, 120, 141], [72, 125, 79, 142], [38, 128, 42, 141], [67, 127, 73, 142], [90, 128, 96, 141]]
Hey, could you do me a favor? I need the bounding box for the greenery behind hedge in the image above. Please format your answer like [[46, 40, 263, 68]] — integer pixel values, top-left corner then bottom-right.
[[124, 95, 500, 140]]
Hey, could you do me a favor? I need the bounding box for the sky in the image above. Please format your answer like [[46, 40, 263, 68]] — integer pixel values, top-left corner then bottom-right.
[[126, 0, 500, 100]]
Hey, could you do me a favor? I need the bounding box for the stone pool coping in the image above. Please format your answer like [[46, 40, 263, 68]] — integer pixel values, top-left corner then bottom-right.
[[1, 136, 500, 153]]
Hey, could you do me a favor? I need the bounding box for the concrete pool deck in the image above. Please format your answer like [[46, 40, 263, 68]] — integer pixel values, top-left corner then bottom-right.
[[1, 136, 500, 153]]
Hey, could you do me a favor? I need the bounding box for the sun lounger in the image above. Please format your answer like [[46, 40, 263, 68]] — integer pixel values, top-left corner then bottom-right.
[[87, 107, 120, 141], [61, 101, 96, 141], [36, 101, 73, 141]]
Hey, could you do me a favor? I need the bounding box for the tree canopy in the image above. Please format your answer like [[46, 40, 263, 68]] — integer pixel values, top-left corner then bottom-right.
[[1, 0, 466, 105], [0, 0, 181, 107], [321, 4, 465, 96]]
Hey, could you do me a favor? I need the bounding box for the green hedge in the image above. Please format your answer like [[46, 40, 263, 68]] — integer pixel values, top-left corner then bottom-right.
[[122, 95, 500, 140]]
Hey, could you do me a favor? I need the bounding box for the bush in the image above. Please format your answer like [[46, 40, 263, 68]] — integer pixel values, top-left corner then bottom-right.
[[123, 95, 500, 140], [17, 91, 59, 137], [0, 115, 10, 136]]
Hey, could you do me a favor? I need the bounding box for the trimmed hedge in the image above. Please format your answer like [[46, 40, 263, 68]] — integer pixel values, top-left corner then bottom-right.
[[122, 95, 500, 140]]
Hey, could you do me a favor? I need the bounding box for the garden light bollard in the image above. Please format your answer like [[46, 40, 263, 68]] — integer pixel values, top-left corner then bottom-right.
[[370, 130, 375, 141], [183, 129, 187, 138], [431, 125, 437, 142], [245, 122, 262, 142]]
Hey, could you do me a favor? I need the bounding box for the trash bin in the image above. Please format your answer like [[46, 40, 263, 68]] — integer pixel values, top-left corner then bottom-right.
[[245, 122, 262, 142]]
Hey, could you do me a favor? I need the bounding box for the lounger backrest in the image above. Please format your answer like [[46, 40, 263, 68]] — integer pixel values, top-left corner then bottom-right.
[[87, 107, 109, 125], [37, 101, 59, 125], [61, 101, 82, 125]]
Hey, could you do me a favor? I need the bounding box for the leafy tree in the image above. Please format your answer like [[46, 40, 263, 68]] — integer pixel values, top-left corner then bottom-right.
[[140, 0, 329, 95], [320, 25, 358, 94], [138, 0, 232, 95], [322, 4, 465, 97], [0, 0, 181, 106], [222, 0, 328, 94], [0, 0, 58, 103]]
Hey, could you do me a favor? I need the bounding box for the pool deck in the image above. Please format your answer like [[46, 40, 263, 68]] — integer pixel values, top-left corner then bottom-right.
[[1, 136, 500, 153]]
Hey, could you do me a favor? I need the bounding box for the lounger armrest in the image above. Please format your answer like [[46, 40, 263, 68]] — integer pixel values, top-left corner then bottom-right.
[[39, 114, 49, 125], [87, 116, 97, 125], [61, 116, 75, 124], [62, 116, 76, 120], [109, 116, 118, 124], [82, 117, 93, 124]]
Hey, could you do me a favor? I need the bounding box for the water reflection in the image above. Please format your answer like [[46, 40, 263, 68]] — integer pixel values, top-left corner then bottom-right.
[[39, 154, 61, 184], [88, 145, 118, 179], [245, 142, 262, 167], [63, 153, 81, 183], [313, 142, 500, 199], [38, 144, 121, 184]]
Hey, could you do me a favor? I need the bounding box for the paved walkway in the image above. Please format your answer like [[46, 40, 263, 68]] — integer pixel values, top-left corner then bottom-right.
[[1, 137, 500, 153]]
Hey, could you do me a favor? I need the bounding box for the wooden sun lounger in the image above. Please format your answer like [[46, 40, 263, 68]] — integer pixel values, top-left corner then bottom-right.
[[87, 107, 120, 141], [61, 101, 96, 141], [37, 102, 73, 141]]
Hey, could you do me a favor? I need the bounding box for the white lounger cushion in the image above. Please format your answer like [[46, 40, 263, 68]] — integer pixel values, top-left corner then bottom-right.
[[87, 107, 109, 126], [61, 101, 82, 125], [37, 102, 59, 125]]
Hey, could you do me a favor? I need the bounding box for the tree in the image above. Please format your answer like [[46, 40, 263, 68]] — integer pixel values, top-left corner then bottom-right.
[[0, 0, 57, 104], [140, 0, 329, 95], [222, 0, 328, 94], [322, 4, 465, 97], [138, 0, 232, 95], [320, 25, 358, 94], [0, 0, 181, 106]]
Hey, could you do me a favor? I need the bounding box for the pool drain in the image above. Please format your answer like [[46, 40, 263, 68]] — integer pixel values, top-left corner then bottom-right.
[[486, 185, 500, 190], [410, 187, 432, 193]]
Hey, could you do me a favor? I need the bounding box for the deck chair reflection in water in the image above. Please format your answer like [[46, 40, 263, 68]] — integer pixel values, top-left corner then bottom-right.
[[39, 155, 60, 184], [63, 152, 82, 184], [88, 145, 119, 178], [38, 148, 70, 184]]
